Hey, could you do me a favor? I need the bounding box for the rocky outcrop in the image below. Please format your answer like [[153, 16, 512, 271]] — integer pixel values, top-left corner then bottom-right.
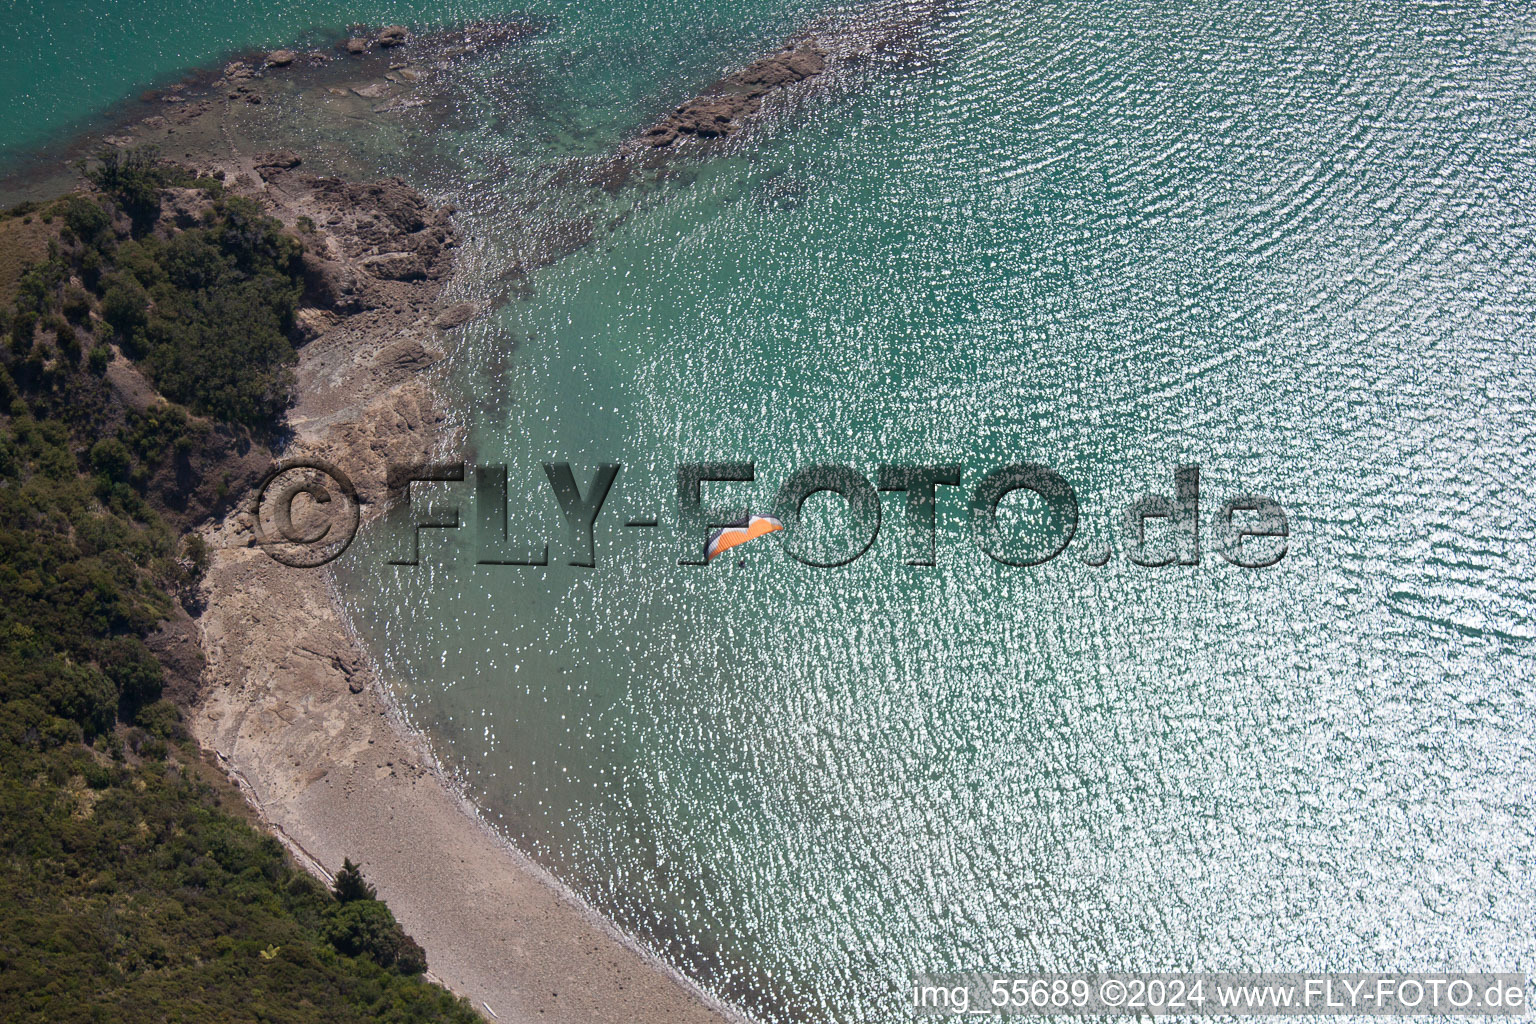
[[586, 0, 948, 191], [255, 149, 302, 173], [432, 301, 478, 330], [155, 186, 215, 231], [638, 42, 827, 149], [237, 171, 458, 322], [301, 251, 367, 312], [361, 251, 429, 281], [378, 25, 409, 47], [266, 49, 296, 67]]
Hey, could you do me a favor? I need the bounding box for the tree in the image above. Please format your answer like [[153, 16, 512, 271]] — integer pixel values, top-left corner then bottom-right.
[[332, 858, 376, 903], [322, 897, 429, 975], [81, 146, 181, 231]]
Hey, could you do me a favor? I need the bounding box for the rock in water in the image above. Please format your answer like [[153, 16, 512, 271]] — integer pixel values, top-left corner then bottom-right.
[[434, 302, 478, 330], [265, 49, 296, 67], [255, 150, 302, 172], [629, 41, 827, 151], [345, 36, 368, 55], [378, 25, 409, 47]]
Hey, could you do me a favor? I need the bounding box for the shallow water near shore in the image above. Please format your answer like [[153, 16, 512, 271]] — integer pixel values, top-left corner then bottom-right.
[[12, 1, 1536, 1021]]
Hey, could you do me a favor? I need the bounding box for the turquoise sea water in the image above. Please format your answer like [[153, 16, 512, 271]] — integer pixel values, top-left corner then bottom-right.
[[10, 2, 1536, 1021]]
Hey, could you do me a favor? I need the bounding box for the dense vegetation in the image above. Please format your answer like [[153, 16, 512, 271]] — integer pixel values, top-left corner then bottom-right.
[[0, 151, 479, 1021], [6, 145, 300, 429]]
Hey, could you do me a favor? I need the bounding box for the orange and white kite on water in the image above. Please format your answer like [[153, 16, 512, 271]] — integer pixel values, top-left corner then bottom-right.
[[706, 514, 784, 563]]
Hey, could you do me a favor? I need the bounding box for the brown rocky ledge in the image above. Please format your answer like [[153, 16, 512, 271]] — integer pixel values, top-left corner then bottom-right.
[[179, 158, 735, 1023], [588, 0, 951, 191], [636, 41, 828, 150]]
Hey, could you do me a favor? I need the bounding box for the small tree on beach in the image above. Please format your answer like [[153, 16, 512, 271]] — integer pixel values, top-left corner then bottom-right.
[[332, 857, 376, 903]]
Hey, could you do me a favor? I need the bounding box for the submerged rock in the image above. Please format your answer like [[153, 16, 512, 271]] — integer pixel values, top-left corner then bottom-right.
[[345, 36, 369, 55], [581, 0, 945, 192], [373, 96, 426, 114], [378, 25, 409, 47], [255, 149, 302, 174], [265, 49, 296, 67], [636, 42, 827, 150], [449, 20, 540, 53]]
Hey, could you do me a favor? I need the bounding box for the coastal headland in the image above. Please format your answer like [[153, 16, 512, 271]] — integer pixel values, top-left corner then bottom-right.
[[0, 4, 952, 1020]]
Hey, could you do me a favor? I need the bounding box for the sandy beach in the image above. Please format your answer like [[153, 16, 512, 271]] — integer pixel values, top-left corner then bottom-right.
[[195, 519, 741, 1024], [163, 148, 741, 1021]]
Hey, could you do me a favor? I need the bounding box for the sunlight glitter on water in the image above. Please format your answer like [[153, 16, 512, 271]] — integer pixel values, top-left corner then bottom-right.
[[318, 2, 1536, 1021]]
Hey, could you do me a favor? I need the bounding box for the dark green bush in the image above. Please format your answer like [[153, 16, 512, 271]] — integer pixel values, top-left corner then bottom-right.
[[333, 858, 377, 903], [132, 699, 182, 739], [61, 285, 91, 322], [79, 245, 102, 288], [89, 437, 132, 481], [102, 636, 164, 714], [10, 310, 36, 353], [81, 146, 185, 230], [322, 895, 429, 975], [99, 276, 149, 336], [56, 194, 111, 245], [46, 315, 78, 361]]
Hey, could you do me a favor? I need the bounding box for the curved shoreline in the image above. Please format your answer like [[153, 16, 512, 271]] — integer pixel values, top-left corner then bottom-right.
[[0, 6, 957, 1019], [180, 158, 740, 1021], [195, 535, 744, 1023], [333, 579, 756, 1022]]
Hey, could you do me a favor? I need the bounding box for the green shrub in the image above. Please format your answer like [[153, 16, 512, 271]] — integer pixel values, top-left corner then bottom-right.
[[102, 636, 164, 714], [132, 699, 182, 739], [47, 315, 79, 360], [81, 145, 184, 230], [61, 285, 92, 322], [42, 661, 117, 739], [10, 309, 36, 353], [322, 897, 429, 975], [79, 245, 102, 288], [56, 194, 111, 245], [89, 437, 132, 481], [332, 858, 377, 903], [99, 276, 149, 337]]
